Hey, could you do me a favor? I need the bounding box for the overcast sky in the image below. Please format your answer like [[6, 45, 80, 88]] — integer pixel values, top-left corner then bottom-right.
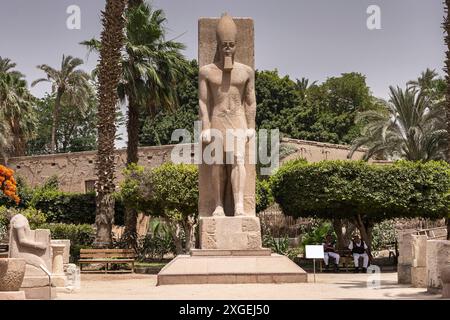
[[0, 0, 445, 145]]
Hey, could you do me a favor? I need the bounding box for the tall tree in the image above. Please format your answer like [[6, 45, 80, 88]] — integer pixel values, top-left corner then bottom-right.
[[32, 55, 92, 154], [27, 94, 98, 155], [349, 85, 446, 161], [94, 0, 127, 247], [444, 0, 450, 239], [83, 3, 190, 245], [0, 58, 36, 158]]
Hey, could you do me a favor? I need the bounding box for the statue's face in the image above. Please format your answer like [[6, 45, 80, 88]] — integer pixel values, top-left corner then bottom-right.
[[221, 40, 236, 58]]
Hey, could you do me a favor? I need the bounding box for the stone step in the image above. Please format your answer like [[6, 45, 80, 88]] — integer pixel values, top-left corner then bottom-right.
[[190, 249, 272, 256], [157, 254, 308, 285]]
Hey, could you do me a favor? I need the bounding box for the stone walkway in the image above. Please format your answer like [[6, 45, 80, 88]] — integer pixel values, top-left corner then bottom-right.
[[57, 272, 445, 300]]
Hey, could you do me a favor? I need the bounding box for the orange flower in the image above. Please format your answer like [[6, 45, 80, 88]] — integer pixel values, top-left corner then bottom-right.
[[0, 165, 20, 205]]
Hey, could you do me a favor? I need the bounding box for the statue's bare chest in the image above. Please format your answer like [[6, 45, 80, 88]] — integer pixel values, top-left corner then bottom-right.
[[207, 69, 249, 94]]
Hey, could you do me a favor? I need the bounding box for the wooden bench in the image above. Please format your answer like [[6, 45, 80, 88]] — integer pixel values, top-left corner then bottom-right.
[[79, 249, 135, 273], [319, 249, 355, 272], [319, 249, 375, 272], [0, 244, 8, 258]]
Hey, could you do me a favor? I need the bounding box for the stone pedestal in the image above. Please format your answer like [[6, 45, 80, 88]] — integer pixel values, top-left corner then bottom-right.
[[51, 244, 66, 288], [411, 267, 427, 288], [51, 239, 70, 265], [397, 232, 414, 284], [441, 265, 450, 299], [426, 240, 450, 293], [0, 291, 26, 300], [411, 235, 427, 288], [157, 253, 307, 285], [0, 258, 26, 300], [200, 216, 262, 250]]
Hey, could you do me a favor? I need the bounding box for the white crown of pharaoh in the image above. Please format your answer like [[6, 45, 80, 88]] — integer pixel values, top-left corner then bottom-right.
[[217, 13, 237, 42]]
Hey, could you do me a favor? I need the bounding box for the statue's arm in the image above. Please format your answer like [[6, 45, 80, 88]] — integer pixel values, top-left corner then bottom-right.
[[244, 69, 257, 130], [15, 227, 47, 250], [199, 69, 210, 131]]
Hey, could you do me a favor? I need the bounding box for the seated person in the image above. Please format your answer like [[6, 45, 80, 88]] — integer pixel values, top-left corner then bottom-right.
[[348, 234, 369, 273], [322, 234, 340, 272]]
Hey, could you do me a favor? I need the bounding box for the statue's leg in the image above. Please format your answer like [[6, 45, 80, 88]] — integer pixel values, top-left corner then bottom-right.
[[231, 151, 246, 216], [211, 163, 226, 216]]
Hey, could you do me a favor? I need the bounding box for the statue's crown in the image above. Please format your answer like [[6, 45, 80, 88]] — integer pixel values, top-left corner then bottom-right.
[[217, 13, 237, 42]]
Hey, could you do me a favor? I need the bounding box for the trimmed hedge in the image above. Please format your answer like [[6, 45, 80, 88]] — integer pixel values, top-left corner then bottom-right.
[[270, 160, 450, 221], [31, 191, 125, 225], [40, 223, 95, 262]]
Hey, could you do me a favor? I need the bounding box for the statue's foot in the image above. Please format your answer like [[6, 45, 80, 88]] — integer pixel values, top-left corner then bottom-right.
[[212, 206, 225, 217], [234, 205, 245, 216]]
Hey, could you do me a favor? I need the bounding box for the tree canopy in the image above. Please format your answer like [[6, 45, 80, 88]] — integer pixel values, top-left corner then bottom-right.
[[270, 159, 450, 247]]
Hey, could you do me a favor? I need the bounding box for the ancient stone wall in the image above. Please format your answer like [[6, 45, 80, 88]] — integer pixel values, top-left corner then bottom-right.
[[7, 139, 368, 193]]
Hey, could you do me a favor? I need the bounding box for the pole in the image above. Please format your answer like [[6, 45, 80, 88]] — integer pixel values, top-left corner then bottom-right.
[[313, 258, 316, 283]]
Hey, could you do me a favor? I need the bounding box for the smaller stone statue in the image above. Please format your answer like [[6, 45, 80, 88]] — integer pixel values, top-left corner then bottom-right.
[[8, 214, 54, 299], [9, 214, 49, 270]]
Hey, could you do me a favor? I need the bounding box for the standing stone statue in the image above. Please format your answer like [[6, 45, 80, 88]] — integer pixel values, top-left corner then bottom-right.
[[157, 14, 307, 284], [199, 13, 257, 217]]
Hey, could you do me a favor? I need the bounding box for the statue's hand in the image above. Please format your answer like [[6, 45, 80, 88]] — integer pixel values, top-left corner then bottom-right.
[[201, 129, 212, 144], [246, 128, 256, 141]]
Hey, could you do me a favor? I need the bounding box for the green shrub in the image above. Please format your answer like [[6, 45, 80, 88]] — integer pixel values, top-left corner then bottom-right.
[[300, 220, 334, 247], [371, 220, 397, 252], [256, 179, 274, 213], [39, 223, 95, 262], [0, 206, 47, 232], [271, 160, 450, 221], [262, 234, 301, 260], [30, 191, 125, 225], [271, 160, 450, 249]]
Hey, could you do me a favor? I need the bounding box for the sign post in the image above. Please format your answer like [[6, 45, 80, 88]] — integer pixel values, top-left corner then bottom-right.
[[305, 245, 324, 283]]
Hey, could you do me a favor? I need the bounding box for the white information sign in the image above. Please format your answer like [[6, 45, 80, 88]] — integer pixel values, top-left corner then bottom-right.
[[305, 245, 324, 259]]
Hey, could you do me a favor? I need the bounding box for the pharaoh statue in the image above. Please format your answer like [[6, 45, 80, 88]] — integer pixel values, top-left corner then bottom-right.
[[199, 13, 257, 217]]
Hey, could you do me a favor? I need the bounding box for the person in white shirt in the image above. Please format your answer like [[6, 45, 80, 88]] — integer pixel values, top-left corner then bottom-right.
[[322, 234, 340, 272], [348, 234, 369, 273]]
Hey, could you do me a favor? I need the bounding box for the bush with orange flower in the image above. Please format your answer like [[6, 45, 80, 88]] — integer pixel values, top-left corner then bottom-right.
[[0, 165, 20, 204]]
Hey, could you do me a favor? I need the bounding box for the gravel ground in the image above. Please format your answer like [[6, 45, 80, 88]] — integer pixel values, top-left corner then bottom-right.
[[56, 272, 445, 300]]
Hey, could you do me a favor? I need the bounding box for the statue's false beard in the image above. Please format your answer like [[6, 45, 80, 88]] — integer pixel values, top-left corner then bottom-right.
[[224, 56, 234, 71]]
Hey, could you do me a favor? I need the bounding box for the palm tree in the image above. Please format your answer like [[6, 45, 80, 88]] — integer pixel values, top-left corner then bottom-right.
[[83, 3, 191, 244], [0, 74, 36, 157], [94, 0, 127, 247], [349, 86, 446, 161], [32, 55, 92, 154], [0, 61, 36, 159], [0, 57, 24, 78], [295, 77, 317, 100], [444, 0, 450, 240]]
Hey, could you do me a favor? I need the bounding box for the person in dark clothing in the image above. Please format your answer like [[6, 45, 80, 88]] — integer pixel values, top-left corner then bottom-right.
[[348, 234, 369, 273], [322, 234, 340, 272]]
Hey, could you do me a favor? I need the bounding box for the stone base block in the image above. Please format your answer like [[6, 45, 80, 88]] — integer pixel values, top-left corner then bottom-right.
[[200, 216, 262, 250], [397, 264, 411, 284], [157, 253, 307, 285], [427, 240, 450, 292], [0, 291, 26, 300], [21, 276, 57, 300], [443, 284, 450, 299], [23, 286, 56, 300], [22, 275, 51, 287], [51, 275, 67, 288], [191, 249, 271, 256], [411, 267, 427, 288]]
